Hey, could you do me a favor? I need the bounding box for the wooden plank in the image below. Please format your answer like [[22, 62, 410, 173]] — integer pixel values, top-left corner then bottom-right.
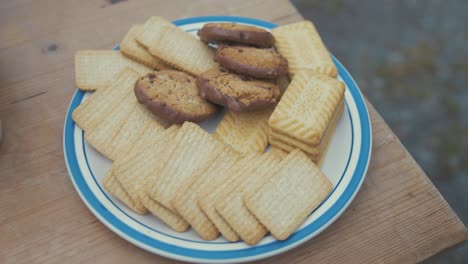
[[0, 0, 465, 263]]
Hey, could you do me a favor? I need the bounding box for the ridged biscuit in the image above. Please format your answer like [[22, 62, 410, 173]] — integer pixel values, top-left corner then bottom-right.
[[198, 156, 257, 242], [137, 16, 217, 76], [120, 24, 173, 70], [108, 104, 170, 160], [214, 108, 273, 154], [134, 71, 217, 123], [74, 50, 152, 91], [271, 20, 338, 77], [268, 71, 345, 145], [84, 88, 139, 160], [214, 45, 288, 79], [215, 153, 282, 245], [245, 149, 333, 240], [198, 23, 274, 47], [112, 125, 178, 213], [149, 122, 224, 213], [197, 68, 279, 112], [268, 102, 344, 162], [72, 68, 140, 131], [173, 147, 241, 240], [100, 118, 171, 215], [102, 170, 147, 214], [113, 126, 189, 231]]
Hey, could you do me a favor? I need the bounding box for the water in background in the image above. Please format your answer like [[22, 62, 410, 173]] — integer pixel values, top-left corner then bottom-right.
[[291, 0, 467, 263]]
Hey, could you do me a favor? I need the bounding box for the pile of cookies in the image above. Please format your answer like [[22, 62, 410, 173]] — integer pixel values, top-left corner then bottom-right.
[[72, 16, 345, 244]]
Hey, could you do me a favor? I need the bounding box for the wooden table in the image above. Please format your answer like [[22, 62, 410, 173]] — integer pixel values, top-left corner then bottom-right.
[[0, 0, 466, 263]]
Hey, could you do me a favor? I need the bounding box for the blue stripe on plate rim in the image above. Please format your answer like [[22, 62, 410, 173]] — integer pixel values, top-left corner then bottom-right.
[[63, 16, 372, 263]]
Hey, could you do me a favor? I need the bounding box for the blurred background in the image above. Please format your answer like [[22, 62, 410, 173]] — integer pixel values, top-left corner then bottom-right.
[[291, 0, 467, 263]]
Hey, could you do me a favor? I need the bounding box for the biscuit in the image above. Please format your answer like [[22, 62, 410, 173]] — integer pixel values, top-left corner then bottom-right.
[[120, 24, 173, 70], [197, 68, 279, 112], [75, 50, 152, 91], [245, 149, 333, 240], [173, 147, 241, 240], [198, 23, 274, 47], [114, 126, 178, 212], [268, 71, 345, 145], [108, 104, 170, 160], [148, 122, 225, 213], [113, 126, 189, 231], [214, 45, 288, 79], [198, 154, 257, 242], [268, 102, 344, 162], [214, 108, 273, 154], [215, 153, 282, 245], [271, 21, 337, 77], [72, 68, 140, 131], [102, 170, 148, 214], [134, 71, 217, 123], [84, 87, 139, 160], [137, 16, 216, 76]]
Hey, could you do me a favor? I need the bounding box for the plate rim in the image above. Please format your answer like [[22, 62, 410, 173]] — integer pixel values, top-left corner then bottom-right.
[[63, 15, 372, 263]]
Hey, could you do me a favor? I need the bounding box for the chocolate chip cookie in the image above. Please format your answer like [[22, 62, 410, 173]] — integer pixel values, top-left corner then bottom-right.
[[197, 68, 280, 112], [198, 23, 274, 48], [134, 71, 217, 123], [214, 45, 288, 79]]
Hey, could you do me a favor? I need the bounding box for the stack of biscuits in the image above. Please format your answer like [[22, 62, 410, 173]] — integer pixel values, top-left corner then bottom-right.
[[71, 16, 345, 244]]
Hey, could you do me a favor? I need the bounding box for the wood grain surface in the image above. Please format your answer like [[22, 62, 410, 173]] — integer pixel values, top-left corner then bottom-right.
[[0, 0, 466, 263]]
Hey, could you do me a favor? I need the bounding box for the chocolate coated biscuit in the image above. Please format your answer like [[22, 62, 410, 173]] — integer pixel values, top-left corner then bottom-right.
[[134, 71, 217, 123], [198, 23, 274, 48], [197, 68, 279, 112], [214, 46, 288, 79]]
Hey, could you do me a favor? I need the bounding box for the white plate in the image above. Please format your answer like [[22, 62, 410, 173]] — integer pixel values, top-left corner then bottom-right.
[[63, 16, 372, 263]]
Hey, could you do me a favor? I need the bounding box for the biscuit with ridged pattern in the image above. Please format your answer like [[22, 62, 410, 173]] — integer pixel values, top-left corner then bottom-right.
[[137, 16, 216, 76], [148, 122, 224, 213], [215, 153, 282, 245], [245, 149, 333, 240], [268, 71, 345, 146], [74, 50, 152, 91], [102, 170, 147, 214], [271, 21, 337, 77], [113, 126, 189, 231], [72, 68, 140, 131], [173, 147, 241, 240], [197, 156, 259, 242], [120, 24, 173, 70], [214, 108, 273, 154]]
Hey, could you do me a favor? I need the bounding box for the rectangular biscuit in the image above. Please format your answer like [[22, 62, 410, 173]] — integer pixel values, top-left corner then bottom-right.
[[271, 20, 338, 77], [108, 104, 170, 160], [84, 89, 139, 160], [72, 68, 139, 131], [120, 24, 173, 70], [102, 169, 147, 214], [137, 16, 216, 76], [245, 149, 333, 240], [148, 122, 225, 213], [268, 102, 344, 162], [75, 50, 153, 91], [198, 157, 259, 242], [214, 108, 273, 154], [215, 153, 282, 245], [113, 126, 189, 231], [100, 120, 171, 214], [173, 147, 241, 240], [113, 125, 178, 208], [268, 71, 345, 145]]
